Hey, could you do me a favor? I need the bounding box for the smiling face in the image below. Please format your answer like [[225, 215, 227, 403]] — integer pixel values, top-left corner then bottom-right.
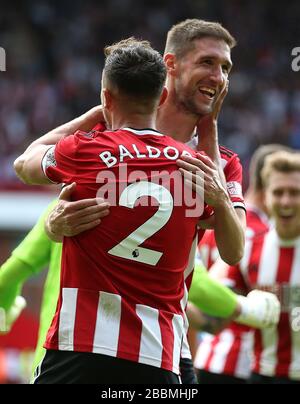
[[265, 171, 300, 240], [171, 37, 232, 116]]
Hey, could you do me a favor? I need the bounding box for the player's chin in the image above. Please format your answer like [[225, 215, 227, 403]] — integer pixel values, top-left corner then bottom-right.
[[197, 104, 213, 116]]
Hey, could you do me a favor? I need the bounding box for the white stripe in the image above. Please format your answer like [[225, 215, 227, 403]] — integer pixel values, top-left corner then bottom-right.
[[221, 158, 228, 169], [172, 314, 184, 374], [290, 241, 300, 285], [180, 283, 192, 359], [58, 288, 78, 350], [235, 331, 254, 379], [209, 330, 235, 374], [93, 292, 121, 356], [184, 234, 198, 280], [122, 127, 164, 137], [289, 311, 300, 380], [239, 236, 254, 280], [233, 202, 246, 210], [194, 333, 214, 369], [257, 229, 279, 285], [136, 304, 162, 367], [259, 326, 279, 377]]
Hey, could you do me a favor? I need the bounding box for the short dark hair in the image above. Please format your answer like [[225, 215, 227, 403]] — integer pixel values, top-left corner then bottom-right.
[[165, 19, 236, 58], [104, 38, 166, 103], [249, 144, 292, 191]]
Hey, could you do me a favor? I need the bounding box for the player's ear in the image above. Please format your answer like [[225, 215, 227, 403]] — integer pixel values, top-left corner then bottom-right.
[[164, 53, 177, 77], [158, 86, 168, 107], [102, 88, 113, 110]]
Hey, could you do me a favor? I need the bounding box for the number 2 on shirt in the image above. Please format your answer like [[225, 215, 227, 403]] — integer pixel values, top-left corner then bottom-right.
[[108, 181, 174, 266]]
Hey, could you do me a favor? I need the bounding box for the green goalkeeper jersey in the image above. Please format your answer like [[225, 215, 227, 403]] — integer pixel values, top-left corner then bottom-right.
[[0, 200, 62, 374], [188, 262, 238, 318]]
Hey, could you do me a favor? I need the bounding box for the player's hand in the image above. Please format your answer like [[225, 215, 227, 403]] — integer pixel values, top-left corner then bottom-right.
[[197, 79, 228, 130], [176, 153, 228, 208], [45, 182, 110, 240], [235, 290, 281, 329], [0, 296, 27, 334]]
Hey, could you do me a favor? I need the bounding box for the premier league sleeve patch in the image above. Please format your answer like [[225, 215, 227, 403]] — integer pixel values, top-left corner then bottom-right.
[[226, 181, 243, 198], [42, 145, 57, 175]]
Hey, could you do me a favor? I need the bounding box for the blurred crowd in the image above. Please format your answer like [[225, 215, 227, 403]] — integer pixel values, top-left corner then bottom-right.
[[0, 0, 300, 186]]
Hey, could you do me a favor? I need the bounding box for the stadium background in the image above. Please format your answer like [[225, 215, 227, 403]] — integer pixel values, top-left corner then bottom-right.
[[0, 0, 299, 382]]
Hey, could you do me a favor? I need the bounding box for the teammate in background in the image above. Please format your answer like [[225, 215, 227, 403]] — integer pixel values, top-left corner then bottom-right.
[[209, 150, 300, 384], [193, 144, 290, 384], [15, 38, 233, 384]]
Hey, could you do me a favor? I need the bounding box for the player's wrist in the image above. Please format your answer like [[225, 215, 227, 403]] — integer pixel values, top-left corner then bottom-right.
[[212, 190, 231, 209]]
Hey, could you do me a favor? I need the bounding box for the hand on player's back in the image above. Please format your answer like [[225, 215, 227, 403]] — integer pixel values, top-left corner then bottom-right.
[[46, 182, 110, 240]]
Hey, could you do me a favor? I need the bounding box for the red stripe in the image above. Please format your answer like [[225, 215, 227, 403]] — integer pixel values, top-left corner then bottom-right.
[[248, 235, 264, 286], [45, 293, 63, 350], [253, 330, 263, 374], [159, 311, 174, 371], [117, 300, 142, 362], [275, 314, 292, 376], [205, 335, 221, 370], [276, 247, 294, 283], [274, 247, 294, 376], [73, 290, 99, 352], [223, 335, 242, 375]]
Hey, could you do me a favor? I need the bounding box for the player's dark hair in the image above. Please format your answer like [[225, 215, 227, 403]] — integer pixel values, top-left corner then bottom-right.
[[165, 19, 236, 58], [104, 38, 166, 104]]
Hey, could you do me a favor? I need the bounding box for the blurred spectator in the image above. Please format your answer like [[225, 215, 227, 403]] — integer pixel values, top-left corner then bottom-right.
[[0, 0, 299, 188]]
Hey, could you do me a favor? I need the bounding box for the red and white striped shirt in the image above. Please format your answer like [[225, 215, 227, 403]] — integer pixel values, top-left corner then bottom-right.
[[194, 207, 269, 379], [43, 127, 213, 374], [238, 229, 300, 379]]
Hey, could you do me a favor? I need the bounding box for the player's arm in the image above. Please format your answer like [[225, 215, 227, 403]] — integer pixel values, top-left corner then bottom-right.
[[0, 203, 56, 332], [188, 263, 280, 330], [188, 264, 239, 318], [177, 153, 245, 265], [14, 144, 55, 185], [29, 106, 103, 149], [0, 202, 54, 310]]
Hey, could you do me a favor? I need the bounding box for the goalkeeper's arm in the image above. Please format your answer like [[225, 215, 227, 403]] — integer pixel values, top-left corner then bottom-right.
[[188, 263, 280, 329]]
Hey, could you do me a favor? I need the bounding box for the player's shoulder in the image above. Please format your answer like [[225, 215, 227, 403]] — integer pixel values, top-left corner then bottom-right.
[[219, 145, 240, 163], [164, 135, 196, 156]]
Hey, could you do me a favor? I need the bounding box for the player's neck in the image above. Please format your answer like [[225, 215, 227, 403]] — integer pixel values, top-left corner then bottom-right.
[[157, 95, 198, 143], [111, 113, 158, 131]]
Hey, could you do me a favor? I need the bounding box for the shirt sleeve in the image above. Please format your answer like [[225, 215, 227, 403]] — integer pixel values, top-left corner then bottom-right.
[[188, 263, 238, 318], [42, 134, 79, 184], [12, 200, 58, 274], [224, 155, 245, 210]]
